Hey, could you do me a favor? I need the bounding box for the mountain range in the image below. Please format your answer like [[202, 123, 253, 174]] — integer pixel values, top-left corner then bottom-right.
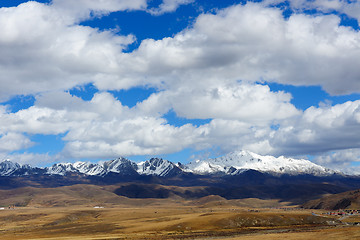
[[0, 150, 339, 178], [1, 150, 360, 205]]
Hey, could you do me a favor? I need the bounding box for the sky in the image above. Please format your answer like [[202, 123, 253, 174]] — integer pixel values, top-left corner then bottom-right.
[[1, 0, 360, 173]]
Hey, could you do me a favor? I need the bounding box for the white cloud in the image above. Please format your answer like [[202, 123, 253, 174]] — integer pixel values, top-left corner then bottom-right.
[[100, 2, 360, 95], [0, 91, 203, 159], [314, 149, 360, 166], [148, 0, 194, 15], [342, 1, 360, 23], [4, 152, 54, 167], [0, 133, 33, 152], [168, 83, 299, 121], [195, 119, 274, 155], [62, 117, 199, 159], [314, 149, 360, 174], [0, 85, 294, 160], [1, 2, 360, 100], [0, 89, 359, 172], [0, 106, 69, 135], [0, 1, 360, 172], [136, 82, 299, 122], [0, 1, 135, 101], [284, 0, 342, 11], [269, 100, 360, 156], [52, 0, 147, 21], [284, 0, 360, 25]]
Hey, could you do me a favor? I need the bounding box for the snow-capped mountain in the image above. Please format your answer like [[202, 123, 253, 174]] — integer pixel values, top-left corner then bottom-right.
[[0, 160, 44, 176], [0, 160, 22, 176], [43, 157, 182, 177], [0, 150, 338, 178], [46, 163, 79, 175], [137, 158, 182, 177], [45, 158, 139, 176], [73, 162, 106, 176], [184, 150, 335, 176], [102, 158, 138, 176]]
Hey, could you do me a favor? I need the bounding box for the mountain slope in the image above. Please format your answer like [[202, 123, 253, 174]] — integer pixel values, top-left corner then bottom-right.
[[302, 189, 360, 210], [0, 184, 143, 207]]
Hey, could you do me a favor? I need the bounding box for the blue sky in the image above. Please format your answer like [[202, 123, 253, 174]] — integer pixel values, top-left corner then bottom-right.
[[1, 0, 360, 173]]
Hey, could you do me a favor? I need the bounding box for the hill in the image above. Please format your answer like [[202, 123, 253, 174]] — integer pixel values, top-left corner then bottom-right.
[[0, 183, 295, 209], [1, 169, 360, 205], [302, 189, 360, 210]]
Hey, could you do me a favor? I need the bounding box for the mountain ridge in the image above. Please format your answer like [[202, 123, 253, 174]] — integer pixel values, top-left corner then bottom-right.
[[0, 150, 343, 178], [184, 150, 336, 176], [1, 151, 360, 205]]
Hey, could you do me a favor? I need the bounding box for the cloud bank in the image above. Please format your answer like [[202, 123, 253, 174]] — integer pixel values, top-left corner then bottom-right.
[[0, 0, 359, 172]]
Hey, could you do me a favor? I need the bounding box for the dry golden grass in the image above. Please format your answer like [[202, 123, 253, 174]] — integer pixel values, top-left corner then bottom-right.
[[0, 201, 358, 240], [0, 184, 359, 239], [225, 226, 360, 240]]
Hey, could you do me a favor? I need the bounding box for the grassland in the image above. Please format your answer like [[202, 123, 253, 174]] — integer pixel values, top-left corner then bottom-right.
[[0, 201, 359, 239], [0, 184, 359, 239]]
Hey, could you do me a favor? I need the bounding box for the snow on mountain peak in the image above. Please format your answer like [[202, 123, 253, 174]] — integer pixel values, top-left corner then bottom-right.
[[0, 160, 21, 176], [73, 161, 106, 176], [185, 150, 335, 176], [46, 162, 78, 175], [102, 157, 139, 175], [137, 158, 182, 177], [0, 150, 338, 177]]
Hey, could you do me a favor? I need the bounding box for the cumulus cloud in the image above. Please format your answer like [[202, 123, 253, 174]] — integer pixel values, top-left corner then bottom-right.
[[148, 0, 194, 15], [97, 2, 360, 95], [283, 0, 342, 11], [0, 88, 359, 173], [137, 82, 299, 122], [279, 0, 360, 24], [168, 83, 299, 121], [0, 91, 202, 159], [0, 1, 135, 101], [0, 133, 33, 152], [342, 2, 360, 23], [1, 1, 360, 172], [3, 1, 360, 101], [269, 101, 360, 156], [51, 0, 147, 21], [194, 119, 274, 155], [0, 84, 297, 160], [4, 152, 54, 167], [314, 149, 360, 166], [314, 149, 360, 174], [62, 117, 199, 159], [192, 100, 360, 172]]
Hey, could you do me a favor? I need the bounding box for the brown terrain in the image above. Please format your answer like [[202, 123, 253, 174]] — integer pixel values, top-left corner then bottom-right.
[[302, 189, 360, 210], [0, 184, 359, 240]]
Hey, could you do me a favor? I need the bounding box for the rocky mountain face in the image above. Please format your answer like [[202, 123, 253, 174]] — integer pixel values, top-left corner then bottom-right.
[[0, 150, 340, 178]]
